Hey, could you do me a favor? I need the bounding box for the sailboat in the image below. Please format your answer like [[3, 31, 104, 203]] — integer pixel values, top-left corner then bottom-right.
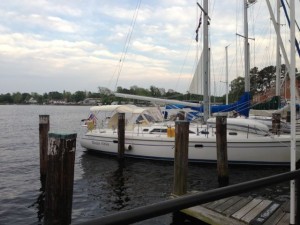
[[80, 0, 300, 166]]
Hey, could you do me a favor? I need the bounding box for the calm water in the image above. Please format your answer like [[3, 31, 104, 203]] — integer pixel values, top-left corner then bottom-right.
[[0, 105, 290, 225]]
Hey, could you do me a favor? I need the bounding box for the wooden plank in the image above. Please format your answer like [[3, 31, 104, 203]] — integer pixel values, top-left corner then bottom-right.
[[223, 197, 253, 217], [262, 208, 286, 225], [276, 213, 290, 225], [280, 201, 290, 213], [181, 205, 243, 225], [241, 200, 272, 223], [232, 199, 262, 220], [215, 196, 243, 213], [249, 202, 280, 225], [204, 197, 231, 210]]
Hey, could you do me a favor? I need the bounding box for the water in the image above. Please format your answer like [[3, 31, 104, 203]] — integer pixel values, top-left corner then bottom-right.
[[0, 105, 290, 225]]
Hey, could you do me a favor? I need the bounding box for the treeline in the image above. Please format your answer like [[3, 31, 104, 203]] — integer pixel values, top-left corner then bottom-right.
[[1, 64, 297, 105], [0, 91, 100, 105], [0, 86, 224, 105], [113, 85, 224, 104]]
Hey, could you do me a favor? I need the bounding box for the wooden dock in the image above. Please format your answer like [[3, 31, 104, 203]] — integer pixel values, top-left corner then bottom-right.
[[181, 195, 290, 225]]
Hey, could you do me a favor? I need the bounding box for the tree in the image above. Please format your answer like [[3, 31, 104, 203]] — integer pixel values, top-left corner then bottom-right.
[[73, 91, 86, 102], [0, 93, 13, 104], [149, 85, 161, 97], [98, 87, 112, 95], [228, 76, 245, 102], [63, 91, 72, 102], [130, 86, 149, 96], [43, 93, 49, 103], [12, 92, 22, 104], [48, 91, 63, 100]]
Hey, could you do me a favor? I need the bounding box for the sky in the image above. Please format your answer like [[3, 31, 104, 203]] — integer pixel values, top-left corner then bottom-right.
[[0, 0, 299, 96]]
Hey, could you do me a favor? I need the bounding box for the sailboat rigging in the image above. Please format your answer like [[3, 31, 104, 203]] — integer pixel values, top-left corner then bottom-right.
[[80, 1, 300, 166]]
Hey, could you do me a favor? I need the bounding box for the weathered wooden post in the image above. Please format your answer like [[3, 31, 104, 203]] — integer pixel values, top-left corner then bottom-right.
[[39, 115, 49, 182], [118, 113, 125, 160], [44, 133, 77, 225], [272, 113, 281, 134], [216, 116, 229, 186], [173, 120, 189, 196]]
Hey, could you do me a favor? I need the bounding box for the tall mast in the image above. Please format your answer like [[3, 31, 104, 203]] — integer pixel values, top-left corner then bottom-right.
[[289, 0, 296, 224], [266, 0, 290, 72], [203, 0, 209, 122], [225, 45, 229, 105], [276, 0, 281, 96], [244, 0, 250, 93]]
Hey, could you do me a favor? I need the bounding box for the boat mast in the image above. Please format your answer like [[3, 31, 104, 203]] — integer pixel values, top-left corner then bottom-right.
[[225, 45, 229, 105], [275, 0, 281, 96], [289, 0, 296, 224], [244, 0, 250, 93], [203, 0, 209, 122], [266, 0, 290, 73]]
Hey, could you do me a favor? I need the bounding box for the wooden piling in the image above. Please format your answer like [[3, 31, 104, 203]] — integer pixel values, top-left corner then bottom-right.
[[216, 116, 229, 186], [44, 133, 77, 225], [272, 113, 281, 134], [173, 120, 189, 196], [118, 113, 125, 160], [39, 115, 49, 180]]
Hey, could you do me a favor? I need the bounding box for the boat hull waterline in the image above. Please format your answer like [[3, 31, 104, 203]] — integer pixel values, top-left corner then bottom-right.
[[80, 131, 300, 166]]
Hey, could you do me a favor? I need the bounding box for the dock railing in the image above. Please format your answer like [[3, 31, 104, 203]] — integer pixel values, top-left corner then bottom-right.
[[74, 169, 300, 225]]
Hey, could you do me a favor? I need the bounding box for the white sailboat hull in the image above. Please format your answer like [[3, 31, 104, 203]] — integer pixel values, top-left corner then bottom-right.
[[80, 130, 300, 166]]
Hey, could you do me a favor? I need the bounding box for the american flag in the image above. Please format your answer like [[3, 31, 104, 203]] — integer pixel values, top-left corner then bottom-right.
[[195, 11, 202, 42], [87, 113, 97, 122]]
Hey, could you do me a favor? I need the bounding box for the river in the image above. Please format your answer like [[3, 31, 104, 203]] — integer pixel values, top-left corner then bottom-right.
[[0, 105, 290, 224]]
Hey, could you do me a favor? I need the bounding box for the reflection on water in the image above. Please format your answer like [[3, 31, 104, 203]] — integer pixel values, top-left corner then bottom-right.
[[75, 151, 290, 224], [77, 152, 175, 224], [28, 177, 45, 225], [106, 160, 130, 210]]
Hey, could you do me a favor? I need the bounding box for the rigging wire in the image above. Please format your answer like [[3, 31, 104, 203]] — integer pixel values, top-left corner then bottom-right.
[[176, 38, 194, 94], [179, 0, 203, 94], [110, 0, 142, 92], [235, 0, 244, 78], [187, 0, 204, 97], [281, 0, 300, 57], [283, 0, 300, 32]]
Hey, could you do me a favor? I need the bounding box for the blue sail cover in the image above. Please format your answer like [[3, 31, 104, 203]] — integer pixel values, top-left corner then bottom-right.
[[165, 92, 251, 119], [209, 92, 251, 117]]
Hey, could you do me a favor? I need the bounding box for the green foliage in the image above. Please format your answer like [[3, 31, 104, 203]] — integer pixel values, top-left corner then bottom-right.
[[73, 91, 86, 102], [228, 76, 245, 103], [0, 64, 293, 105], [227, 64, 289, 103]]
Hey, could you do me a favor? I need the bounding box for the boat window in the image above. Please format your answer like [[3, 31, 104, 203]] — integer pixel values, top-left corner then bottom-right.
[[150, 128, 167, 133], [229, 132, 238, 135], [143, 114, 155, 122], [143, 129, 149, 132], [136, 115, 144, 123]]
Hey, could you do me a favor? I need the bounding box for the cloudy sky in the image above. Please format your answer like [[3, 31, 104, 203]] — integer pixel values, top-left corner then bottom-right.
[[0, 0, 299, 95]]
